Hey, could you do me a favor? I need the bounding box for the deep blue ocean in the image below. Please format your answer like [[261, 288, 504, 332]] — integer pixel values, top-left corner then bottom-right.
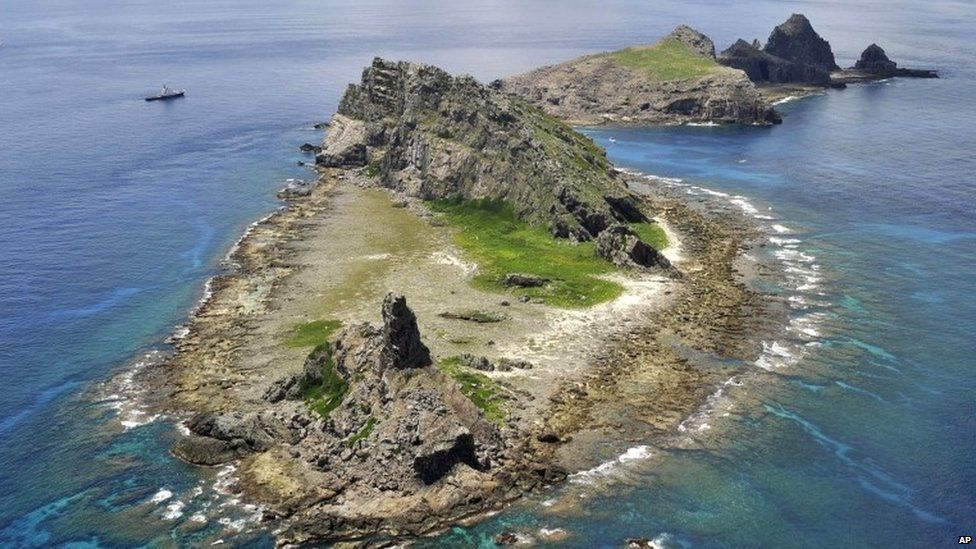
[[1, 0, 973, 547]]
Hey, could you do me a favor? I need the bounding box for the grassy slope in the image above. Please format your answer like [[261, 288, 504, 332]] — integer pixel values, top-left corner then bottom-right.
[[429, 199, 667, 308], [602, 38, 722, 81], [429, 199, 621, 307]]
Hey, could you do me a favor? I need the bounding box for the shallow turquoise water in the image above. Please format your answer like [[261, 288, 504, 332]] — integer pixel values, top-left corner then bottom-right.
[[1, 0, 973, 546]]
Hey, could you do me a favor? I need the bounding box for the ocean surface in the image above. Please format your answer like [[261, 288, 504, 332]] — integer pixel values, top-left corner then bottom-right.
[[1, 0, 973, 546]]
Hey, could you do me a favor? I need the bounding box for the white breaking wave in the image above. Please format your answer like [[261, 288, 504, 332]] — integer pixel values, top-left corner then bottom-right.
[[569, 445, 653, 484]]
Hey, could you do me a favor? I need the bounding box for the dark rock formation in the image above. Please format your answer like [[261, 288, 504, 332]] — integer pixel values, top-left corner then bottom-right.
[[855, 43, 897, 74], [596, 224, 670, 270], [502, 27, 780, 127], [718, 39, 831, 86], [764, 14, 838, 72], [380, 293, 431, 370], [843, 43, 938, 79], [412, 425, 481, 484], [172, 411, 296, 465], [501, 273, 549, 288], [321, 57, 649, 240]]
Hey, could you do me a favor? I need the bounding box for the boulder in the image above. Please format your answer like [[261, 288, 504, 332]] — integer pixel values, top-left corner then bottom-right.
[[497, 358, 533, 371], [458, 354, 494, 372], [596, 224, 669, 269], [379, 293, 431, 370], [501, 273, 549, 288]]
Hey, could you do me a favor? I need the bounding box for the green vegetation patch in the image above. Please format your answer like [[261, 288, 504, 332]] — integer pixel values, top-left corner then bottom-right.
[[428, 199, 622, 308], [363, 161, 380, 177], [303, 343, 350, 418], [603, 38, 722, 82], [346, 417, 378, 448], [438, 356, 507, 425], [285, 319, 343, 348], [629, 221, 668, 251]]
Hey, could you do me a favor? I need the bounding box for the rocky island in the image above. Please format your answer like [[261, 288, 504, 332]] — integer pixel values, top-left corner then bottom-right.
[[136, 56, 779, 545], [498, 14, 937, 128], [718, 14, 938, 92], [500, 25, 782, 126]]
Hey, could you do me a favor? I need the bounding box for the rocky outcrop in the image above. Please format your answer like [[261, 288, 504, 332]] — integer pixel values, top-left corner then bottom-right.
[[380, 293, 431, 369], [720, 14, 938, 87], [855, 44, 897, 74], [718, 39, 831, 86], [596, 224, 670, 270], [314, 114, 367, 167], [170, 293, 528, 543], [718, 14, 836, 85], [172, 411, 298, 465], [838, 43, 939, 79], [502, 26, 780, 127], [764, 14, 838, 72], [321, 57, 658, 242], [670, 24, 716, 59]]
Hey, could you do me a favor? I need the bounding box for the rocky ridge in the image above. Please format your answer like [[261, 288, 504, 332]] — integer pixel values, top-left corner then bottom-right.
[[318, 57, 661, 245], [500, 26, 781, 126]]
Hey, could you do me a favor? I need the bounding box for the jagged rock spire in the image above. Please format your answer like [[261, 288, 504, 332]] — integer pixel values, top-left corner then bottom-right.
[[380, 293, 431, 369]]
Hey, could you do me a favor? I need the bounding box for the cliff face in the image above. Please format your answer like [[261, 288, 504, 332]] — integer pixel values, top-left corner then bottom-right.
[[320, 58, 650, 241], [500, 26, 781, 127], [718, 14, 835, 86]]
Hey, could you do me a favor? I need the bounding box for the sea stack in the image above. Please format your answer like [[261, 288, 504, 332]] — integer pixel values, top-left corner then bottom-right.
[[718, 13, 836, 85]]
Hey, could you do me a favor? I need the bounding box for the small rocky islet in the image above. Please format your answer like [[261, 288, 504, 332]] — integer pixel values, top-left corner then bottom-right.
[[144, 12, 937, 546]]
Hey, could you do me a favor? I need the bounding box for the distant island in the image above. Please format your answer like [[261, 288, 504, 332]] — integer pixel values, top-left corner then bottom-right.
[[503, 13, 937, 126]]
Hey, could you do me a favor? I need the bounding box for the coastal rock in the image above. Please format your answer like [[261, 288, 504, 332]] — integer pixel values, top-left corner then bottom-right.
[[596, 224, 670, 270], [718, 14, 836, 86], [764, 14, 838, 72], [380, 292, 432, 370], [503, 26, 780, 126], [315, 114, 367, 168], [172, 411, 295, 465], [718, 39, 830, 86], [334, 57, 651, 240], [842, 43, 939, 79], [854, 44, 897, 74]]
